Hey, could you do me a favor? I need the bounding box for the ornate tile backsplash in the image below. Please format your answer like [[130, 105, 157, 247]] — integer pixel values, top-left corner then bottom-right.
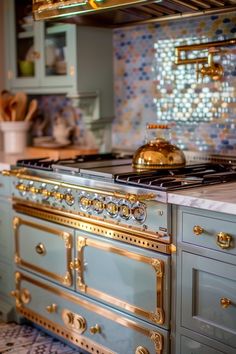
[[112, 13, 236, 153]]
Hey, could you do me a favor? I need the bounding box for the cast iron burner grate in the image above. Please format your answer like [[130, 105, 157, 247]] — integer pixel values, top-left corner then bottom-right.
[[115, 163, 236, 191], [16, 153, 133, 171]]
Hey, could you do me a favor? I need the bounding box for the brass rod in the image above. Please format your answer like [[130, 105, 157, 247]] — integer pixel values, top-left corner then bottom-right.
[[176, 38, 236, 51]]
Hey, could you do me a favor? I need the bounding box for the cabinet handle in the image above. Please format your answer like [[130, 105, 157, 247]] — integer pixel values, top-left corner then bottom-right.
[[46, 303, 58, 313], [35, 243, 46, 255], [193, 225, 204, 235], [220, 297, 232, 308], [216, 232, 232, 249], [89, 324, 101, 335], [135, 346, 150, 354]]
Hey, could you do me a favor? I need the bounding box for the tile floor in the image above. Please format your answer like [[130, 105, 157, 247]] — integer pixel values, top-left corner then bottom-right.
[[0, 322, 87, 354]]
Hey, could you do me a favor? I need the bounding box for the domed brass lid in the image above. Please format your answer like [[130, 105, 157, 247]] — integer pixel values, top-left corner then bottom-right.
[[132, 123, 186, 170]]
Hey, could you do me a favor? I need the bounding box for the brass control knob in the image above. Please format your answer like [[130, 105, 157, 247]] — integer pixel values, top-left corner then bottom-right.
[[119, 204, 131, 219], [16, 183, 28, 192], [135, 346, 150, 354], [29, 186, 40, 194], [193, 225, 204, 236], [89, 324, 101, 335], [92, 199, 104, 213], [220, 297, 232, 308], [80, 196, 91, 209], [106, 201, 118, 216], [54, 192, 64, 200], [65, 193, 74, 206], [46, 303, 58, 313], [41, 189, 51, 198]]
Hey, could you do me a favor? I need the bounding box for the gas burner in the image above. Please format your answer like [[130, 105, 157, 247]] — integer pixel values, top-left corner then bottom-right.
[[16, 155, 236, 191], [115, 163, 236, 191]]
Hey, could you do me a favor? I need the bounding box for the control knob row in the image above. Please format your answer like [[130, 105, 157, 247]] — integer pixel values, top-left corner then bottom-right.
[[16, 183, 74, 206]]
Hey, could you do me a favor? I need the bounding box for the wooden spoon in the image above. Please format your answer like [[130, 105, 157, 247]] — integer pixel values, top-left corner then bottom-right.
[[9, 98, 18, 121], [14, 92, 28, 121], [25, 99, 38, 122]]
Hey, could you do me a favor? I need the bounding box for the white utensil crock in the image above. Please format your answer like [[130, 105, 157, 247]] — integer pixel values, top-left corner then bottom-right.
[[0, 121, 30, 154]]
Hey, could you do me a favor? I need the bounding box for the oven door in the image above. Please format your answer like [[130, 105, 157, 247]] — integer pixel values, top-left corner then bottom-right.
[[74, 231, 171, 329], [13, 212, 74, 289]]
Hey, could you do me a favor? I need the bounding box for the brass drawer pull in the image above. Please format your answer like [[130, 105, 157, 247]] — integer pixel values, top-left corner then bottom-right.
[[89, 324, 101, 335], [216, 232, 232, 249], [193, 225, 204, 235], [135, 346, 150, 354], [220, 297, 232, 308], [46, 303, 58, 313], [35, 243, 46, 255]]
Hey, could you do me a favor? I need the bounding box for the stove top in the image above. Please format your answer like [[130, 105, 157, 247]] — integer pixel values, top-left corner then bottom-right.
[[16, 153, 236, 191]]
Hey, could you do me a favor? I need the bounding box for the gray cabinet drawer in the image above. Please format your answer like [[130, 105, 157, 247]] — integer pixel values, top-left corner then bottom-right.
[[75, 231, 170, 328], [181, 335, 225, 354], [181, 251, 236, 349], [180, 207, 236, 254], [13, 213, 74, 288], [14, 271, 169, 354]]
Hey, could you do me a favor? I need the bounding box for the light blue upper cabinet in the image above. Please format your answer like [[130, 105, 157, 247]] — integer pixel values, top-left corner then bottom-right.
[[4, 0, 77, 94], [4, 0, 114, 121]]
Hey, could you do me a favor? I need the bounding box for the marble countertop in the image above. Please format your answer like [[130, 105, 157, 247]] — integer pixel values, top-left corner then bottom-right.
[[168, 182, 236, 215]]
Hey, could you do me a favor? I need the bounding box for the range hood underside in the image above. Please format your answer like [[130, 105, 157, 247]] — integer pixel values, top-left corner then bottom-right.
[[33, 0, 236, 28]]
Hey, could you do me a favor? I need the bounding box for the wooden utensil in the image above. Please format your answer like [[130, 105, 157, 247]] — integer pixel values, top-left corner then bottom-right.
[[9, 98, 17, 121], [0, 91, 12, 121], [25, 99, 38, 122], [14, 92, 28, 121]]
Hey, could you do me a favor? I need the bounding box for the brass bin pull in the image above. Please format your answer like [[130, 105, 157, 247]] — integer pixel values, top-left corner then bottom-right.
[[216, 232, 232, 249], [89, 324, 101, 335], [193, 225, 204, 236], [35, 243, 46, 255], [220, 297, 232, 309]]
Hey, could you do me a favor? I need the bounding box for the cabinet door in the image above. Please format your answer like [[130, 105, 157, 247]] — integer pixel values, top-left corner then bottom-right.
[[181, 335, 225, 354], [14, 271, 169, 354], [13, 213, 74, 289], [6, 0, 37, 88], [75, 231, 170, 328], [39, 22, 77, 92], [181, 251, 236, 349], [5, 0, 77, 94]]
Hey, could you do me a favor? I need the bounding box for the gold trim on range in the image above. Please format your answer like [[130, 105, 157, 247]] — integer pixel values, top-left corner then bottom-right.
[[13, 198, 172, 254], [76, 236, 164, 324], [13, 201, 171, 254], [14, 272, 163, 353], [13, 216, 73, 287]]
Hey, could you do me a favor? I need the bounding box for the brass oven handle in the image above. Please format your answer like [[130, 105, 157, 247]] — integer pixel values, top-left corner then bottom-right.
[[193, 225, 204, 236], [35, 243, 46, 255], [89, 324, 101, 335], [216, 232, 232, 249], [220, 297, 232, 308]]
